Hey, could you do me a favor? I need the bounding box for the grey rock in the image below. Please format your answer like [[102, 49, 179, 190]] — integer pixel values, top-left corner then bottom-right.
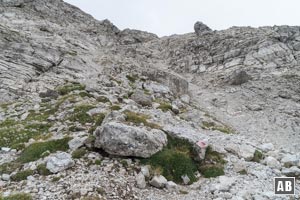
[[140, 165, 150, 178], [227, 70, 251, 85], [165, 181, 177, 190], [46, 152, 75, 173], [282, 166, 300, 177], [264, 156, 281, 169], [135, 172, 146, 189], [194, 21, 212, 35], [1, 174, 10, 181], [181, 175, 190, 185], [68, 136, 88, 150], [149, 175, 167, 189], [281, 154, 299, 167], [259, 143, 274, 152], [238, 145, 256, 161], [131, 90, 152, 107], [94, 122, 167, 158]]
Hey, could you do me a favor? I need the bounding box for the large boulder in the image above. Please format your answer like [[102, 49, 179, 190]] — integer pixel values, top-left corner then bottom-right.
[[194, 21, 212, 36], [94, 122, 167, 158], [46, 152, 75, 173]]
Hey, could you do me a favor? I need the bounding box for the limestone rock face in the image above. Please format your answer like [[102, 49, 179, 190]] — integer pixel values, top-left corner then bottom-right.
[[94, 122, 167, 158], [194, 21, 212, 35]]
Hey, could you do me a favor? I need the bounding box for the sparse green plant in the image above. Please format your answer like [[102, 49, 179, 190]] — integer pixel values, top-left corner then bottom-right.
[[68, 104, 95, 124], [17, 137, 71, 163], [124, 110, 161, 129], [79, 91, 93, 98], [2, 193, 32, 200], [158, 102, 172, 112], [252, 150, 263, 162], [142, 136, 198, 184], [95, 159, 102, 165], [56, 82, 85, 95], [51, 176, 60, 182], [110, 105, 121, 111], [37, 164, 52, 176], [11, 169, 34, 182], [126, 74, 139, 83], [201, 121, 233, 134], [72, 148, 87, 159], [97, 96, 110, 103]]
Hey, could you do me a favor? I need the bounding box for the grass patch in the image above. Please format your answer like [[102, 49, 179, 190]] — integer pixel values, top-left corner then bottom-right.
[[68, 104, 95, 124], [88, 113, 106, 134], [252, 150, 263, 162], [56, 82, 85, 96], [17, 137, 71, 163], [126, 74, 139, 83], [11, 169, 34, 182], [37, 164, 52, 176], [198, 146, 225, 178], [97, 96, 110, 103], [158, 102, 172, 112], [51, 176, 61, 182], [0, 162, 22, 174], [95, 159, 101, 165], [1, 193, 32, 200], [142, 136, 198, 184], [201, 121, 233, 134], [79, 91, 93, 98], [72, 148, 87, 159], [124, 110, 161, 129], [110, 105, 121, 111]]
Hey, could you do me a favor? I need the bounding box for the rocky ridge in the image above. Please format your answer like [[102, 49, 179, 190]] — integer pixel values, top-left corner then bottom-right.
[[0, 0, 300, 200]]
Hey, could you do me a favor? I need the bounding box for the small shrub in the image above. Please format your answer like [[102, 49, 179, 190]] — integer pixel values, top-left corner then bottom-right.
[[2, 193, 32, 200], [37, 164, 51, 176], [124, 110, 161, 129], [199, 165, 224, 178], [17, 137, 71, 163], [78, 91, 93, 98], [95, 159, 101, 165], [51, 176, 61, 182], [72, 148, 87, 159], [126, 74, 138, 83], [238, 169, 247, 175], [158, 102, 172, 112], [57, 82, 85, 95], [201, 121, 233, 134], [97, 96, 110, 103], [11, 143, 26, 151], [88, 113, 106, 134], [252, 150, 263, 162], [11, 169, 34, 182], [0, 162, 22, 174], [142, 136, 198, 184], [110, 105, 121, 111]]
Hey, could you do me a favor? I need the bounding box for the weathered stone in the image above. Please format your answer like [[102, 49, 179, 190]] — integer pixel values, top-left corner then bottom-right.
[[281, 154, 299, 167], [140, 165, 150, 178], [131, 90, 152, 107], [194, 21, 212, 36], [68, 136, 88, 150], [282, 166, 300, 177], [181, 175, 190, 185], [136, 172, 146, 189], [94, 122, 167, 158], [165, 181, 177, 190], [46, 152, 75, 173], [264, 156, 281, 169], [149, 175, 167, 189]]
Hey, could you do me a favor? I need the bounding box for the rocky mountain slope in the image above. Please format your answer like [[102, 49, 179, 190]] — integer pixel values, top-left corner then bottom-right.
[[0, 0, 300, 199]]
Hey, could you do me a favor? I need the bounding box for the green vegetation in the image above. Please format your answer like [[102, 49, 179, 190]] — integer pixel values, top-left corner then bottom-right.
[[124, 110, 161, 129], [201, 121, 233, 134], [110, 105, 121, 111], [126, 74, 139, 83], [198, 146, 225, 178], [252, 150, 263, 162], [158, 102, 172, 112], [56, 82, 85, 95], [17, 137, 71, 163], [142, 136, 198, 184], [97, 96, 110, 103], [72, 148, 87, 159], [37, 164, 52, 176], [238, 169, 248, 175], [11, 169, 34, 182], [95, 159, 102, 165], [88, 113, 106, 134], [79, 91, 93, 98], [1, 193, 32, 200], [0, 119, 52, 148], [68, 104, 95, 124], [51, 176, 61, 182]]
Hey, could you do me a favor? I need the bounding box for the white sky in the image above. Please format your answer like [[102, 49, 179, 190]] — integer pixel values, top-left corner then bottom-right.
[[64, 0, 300, 37]]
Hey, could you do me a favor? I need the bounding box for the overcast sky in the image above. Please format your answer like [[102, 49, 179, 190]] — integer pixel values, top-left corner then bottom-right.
[[64, 0, 300, 37]]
